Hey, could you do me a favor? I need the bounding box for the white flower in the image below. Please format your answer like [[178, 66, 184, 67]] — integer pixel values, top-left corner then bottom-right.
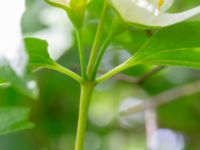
[[0, 1, 27, 76], [111, 0, 200, 27]]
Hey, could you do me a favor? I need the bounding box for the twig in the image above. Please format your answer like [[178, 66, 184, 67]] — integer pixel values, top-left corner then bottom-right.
[[115, 73, 138, 84], [137, 66, 165, 84], [145, 108, 158, 150], [120, 80, 200, 116], [115, 66, 165, 85]]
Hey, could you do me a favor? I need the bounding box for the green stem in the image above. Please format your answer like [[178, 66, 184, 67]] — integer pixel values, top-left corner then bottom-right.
[[96, 59, 134, 83], [92, 15, 129, 80], [87, 0, 109, 80], [92, 34, 113, 80], [76, 29, 87, 79], [50, 63, 82, 82], [75, 82, 95, 150]]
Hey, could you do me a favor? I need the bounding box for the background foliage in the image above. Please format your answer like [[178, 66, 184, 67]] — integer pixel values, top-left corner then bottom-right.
[[1, 0, 200, 150]]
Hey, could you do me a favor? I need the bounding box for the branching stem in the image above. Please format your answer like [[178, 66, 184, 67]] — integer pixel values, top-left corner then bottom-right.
[[92, 34, 113, 79], [120, 80, 200, 116], [96, 58, 136, 83], [87, 0, 109, 80]]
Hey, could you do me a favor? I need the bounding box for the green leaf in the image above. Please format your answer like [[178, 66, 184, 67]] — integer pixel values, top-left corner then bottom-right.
[[0, 107, 34, 136], [127, 22, 200, 69], [24, 38, 81, 82], [0, 61, 38, 99], [24, 38, 55, 69]]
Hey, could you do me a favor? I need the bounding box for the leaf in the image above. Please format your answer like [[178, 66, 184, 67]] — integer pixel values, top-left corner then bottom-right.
[[0, 60, 38, 99], [0, 107, 34, 136], [24, 38, 55, 69], [24, 38, 81, 82], [127, 22, 200, 69]]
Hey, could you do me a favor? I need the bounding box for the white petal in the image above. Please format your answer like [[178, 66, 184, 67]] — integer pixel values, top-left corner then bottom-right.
[[0, 1, 27, 76], [155, 6, 200, 27], [111, 0, 200, 27], [111, 0, 159, 25]]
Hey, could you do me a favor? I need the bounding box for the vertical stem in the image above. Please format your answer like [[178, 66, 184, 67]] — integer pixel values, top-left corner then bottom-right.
[[87, 0, 109, 80], [76, 29, 87, 79], [145, 108, 158, 150], [75, 82, 95, 150], [92, 34, 113, 79]]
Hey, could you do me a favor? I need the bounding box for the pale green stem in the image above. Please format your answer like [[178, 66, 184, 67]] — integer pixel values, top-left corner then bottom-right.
[[92, 34, 113, 80], [75, 82, 95, 150], [96, 57, 139, 83], [87, 0, 109, 80], [50, 63, 82, 82], [76, 29, 87, 79], [96, 63, 129, 83]]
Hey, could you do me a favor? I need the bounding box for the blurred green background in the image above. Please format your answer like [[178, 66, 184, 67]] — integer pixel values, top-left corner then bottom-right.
[[1, 0, 200, 150]]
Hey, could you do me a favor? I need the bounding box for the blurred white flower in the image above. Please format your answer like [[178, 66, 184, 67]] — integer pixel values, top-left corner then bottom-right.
[[0, 1, 27, 76], [111, 0, 200, 27], [153, 129, 185, 150], [119, 97, 145, 128], [26, 7, 73, 60]]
